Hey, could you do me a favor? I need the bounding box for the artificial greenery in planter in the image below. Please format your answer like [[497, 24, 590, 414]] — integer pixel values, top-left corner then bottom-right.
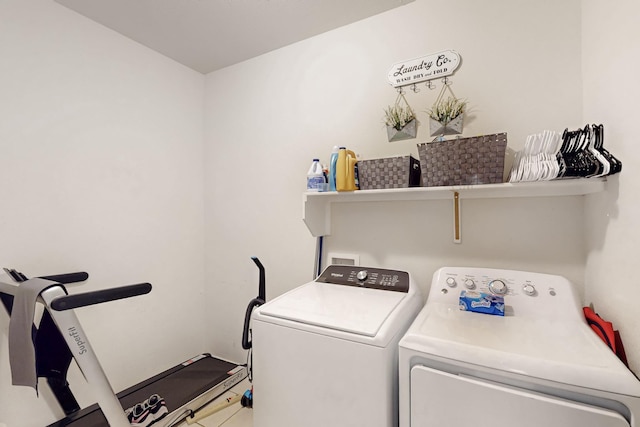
[[384, 93, 417, 142], [428, 85, 467, 137]]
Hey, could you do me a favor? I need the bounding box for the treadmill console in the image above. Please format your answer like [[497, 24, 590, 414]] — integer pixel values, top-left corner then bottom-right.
[[315, 265, 409, 293]]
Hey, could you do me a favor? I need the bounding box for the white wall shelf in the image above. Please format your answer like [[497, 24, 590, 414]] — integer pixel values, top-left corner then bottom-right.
[[303, 178, 606, 238]]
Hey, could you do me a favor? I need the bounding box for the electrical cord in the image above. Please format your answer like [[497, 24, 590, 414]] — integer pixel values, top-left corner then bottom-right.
[[246, 346, 253, 383]]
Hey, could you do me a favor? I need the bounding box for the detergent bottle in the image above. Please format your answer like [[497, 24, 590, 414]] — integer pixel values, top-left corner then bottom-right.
[[336, 148, 358, 192], [329, 146, 339, 191], [306, 158, 325, 192]]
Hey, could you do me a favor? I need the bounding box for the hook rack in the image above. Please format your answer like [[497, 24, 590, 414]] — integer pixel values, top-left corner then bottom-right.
[[394, 76, 454, 93], [396, 77, 453, 95]]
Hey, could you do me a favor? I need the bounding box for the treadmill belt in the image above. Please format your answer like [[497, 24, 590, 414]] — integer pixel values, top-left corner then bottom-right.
[[48, 354, 241, 427]]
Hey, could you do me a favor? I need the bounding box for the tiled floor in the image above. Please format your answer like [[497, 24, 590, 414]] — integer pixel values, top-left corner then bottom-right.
[[174, 379, 253, 427]]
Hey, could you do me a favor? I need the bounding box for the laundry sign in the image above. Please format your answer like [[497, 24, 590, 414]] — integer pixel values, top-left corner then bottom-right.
[[387, 50, 461, 87]]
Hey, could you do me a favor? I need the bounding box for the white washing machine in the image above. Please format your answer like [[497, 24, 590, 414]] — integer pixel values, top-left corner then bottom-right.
[[399, 267, 640, 427], [252, 265, 422, 427]]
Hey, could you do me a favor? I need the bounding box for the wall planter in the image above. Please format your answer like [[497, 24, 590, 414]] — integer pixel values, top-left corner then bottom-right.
[[384, 91, 417, 142], [427, 82, 467, 138], [429, 114, 463, 137], [387, 118, 417, 141]]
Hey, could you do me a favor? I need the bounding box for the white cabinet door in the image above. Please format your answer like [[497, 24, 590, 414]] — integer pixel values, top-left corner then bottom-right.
[[410, 365, 629, 427]]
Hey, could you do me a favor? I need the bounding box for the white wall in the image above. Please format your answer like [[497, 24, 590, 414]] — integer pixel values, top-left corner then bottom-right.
[[583, 0, 640, 373], [0, 1, 206, 425], [204, 0, 585, 364]]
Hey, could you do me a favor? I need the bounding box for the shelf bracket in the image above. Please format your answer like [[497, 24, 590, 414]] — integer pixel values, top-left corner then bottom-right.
[[453, 191, 461, 244]]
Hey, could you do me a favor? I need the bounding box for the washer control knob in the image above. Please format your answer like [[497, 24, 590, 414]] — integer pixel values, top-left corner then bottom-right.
[[488, 279, 508, 295], [446, 277, 457, 288], [464, 279, 476, 290], [356, 270, 368, 281], [522, 284, 536, 296]]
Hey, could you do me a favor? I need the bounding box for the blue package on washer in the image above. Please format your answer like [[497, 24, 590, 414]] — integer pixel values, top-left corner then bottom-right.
[[459, 290, 505, 316]]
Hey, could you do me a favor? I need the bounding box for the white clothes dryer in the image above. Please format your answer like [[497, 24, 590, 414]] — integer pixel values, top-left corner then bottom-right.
[[399, 267, 640, 427], [252, 265, 422, 427]]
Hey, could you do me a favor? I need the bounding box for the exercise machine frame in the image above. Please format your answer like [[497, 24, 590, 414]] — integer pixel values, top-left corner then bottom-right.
[[0, 268, 246, 427]]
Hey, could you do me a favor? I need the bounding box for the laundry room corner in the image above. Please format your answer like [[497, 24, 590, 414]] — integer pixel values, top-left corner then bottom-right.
[[201, 0, 587, 365], [582, 0, 640, 374]]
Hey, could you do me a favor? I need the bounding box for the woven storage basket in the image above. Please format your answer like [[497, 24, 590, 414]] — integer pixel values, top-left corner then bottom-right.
[[417, 133, 507, 187], [358, 155, 421, 190]]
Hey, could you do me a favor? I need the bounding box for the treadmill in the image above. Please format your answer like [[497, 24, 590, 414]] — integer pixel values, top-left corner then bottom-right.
[[0, 268, 247, 427]]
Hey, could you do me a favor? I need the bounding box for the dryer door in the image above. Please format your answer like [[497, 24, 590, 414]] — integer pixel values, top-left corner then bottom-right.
[[410, 365, 629, 427]]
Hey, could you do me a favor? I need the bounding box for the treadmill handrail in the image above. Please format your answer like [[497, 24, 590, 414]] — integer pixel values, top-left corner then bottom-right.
[[1, 269, 89, 297], [38, 272, 89, 284], [50, 283, 152, 311]]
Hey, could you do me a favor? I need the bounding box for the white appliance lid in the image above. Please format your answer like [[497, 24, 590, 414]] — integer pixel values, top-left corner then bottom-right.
[[258, 281, 406, 337], [401, 303, 640, 396]]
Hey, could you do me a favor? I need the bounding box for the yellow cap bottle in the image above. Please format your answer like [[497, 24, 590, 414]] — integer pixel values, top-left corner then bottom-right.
[[336, 148, 357, 192]]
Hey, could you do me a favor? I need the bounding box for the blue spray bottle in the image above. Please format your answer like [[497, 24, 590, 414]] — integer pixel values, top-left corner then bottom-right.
[[329, 146, 340, 191]]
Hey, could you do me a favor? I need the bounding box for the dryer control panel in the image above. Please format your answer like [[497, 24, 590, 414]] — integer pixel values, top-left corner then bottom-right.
[[316, 265, 409, 293], [429, 267, 583, 320]]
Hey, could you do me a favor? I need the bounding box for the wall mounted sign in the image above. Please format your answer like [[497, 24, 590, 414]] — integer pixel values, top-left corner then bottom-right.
[[387, 50, 461, 88]]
